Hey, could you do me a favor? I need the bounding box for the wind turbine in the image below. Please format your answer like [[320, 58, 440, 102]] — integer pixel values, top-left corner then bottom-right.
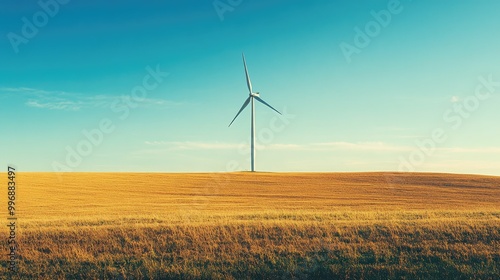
[[229, 53, 282, 172]]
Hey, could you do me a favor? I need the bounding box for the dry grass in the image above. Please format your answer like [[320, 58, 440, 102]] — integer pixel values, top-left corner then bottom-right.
[[1, 172, 499, 279]]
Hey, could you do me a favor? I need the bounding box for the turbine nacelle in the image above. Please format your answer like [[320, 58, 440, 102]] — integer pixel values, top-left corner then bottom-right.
[[250, 92, 260, 97]]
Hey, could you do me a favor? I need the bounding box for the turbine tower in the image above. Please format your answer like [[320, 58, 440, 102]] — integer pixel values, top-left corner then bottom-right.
[[229, 53, 282, 172]]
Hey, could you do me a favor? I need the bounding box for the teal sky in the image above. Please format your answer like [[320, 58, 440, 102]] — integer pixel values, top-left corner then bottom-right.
[[1, 0, 500, 175]]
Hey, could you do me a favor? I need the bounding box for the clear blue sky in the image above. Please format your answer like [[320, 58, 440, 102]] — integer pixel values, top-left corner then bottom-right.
[[1, 0, 499, 175]]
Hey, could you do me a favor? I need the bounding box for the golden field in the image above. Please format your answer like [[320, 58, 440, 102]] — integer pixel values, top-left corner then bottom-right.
[[1, 172, 499, 279]]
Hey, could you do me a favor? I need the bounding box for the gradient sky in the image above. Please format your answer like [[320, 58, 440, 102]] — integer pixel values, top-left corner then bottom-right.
[[1, 0, 499, 175]]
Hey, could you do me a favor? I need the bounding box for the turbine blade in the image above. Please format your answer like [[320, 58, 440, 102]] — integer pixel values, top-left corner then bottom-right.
[[229, 97, 251, 127], [242, 53, 253, 93], [255, 96, 282, 115]]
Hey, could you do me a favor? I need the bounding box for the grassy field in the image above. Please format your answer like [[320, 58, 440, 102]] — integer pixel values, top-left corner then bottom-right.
[[1, 172, 499, 279]]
